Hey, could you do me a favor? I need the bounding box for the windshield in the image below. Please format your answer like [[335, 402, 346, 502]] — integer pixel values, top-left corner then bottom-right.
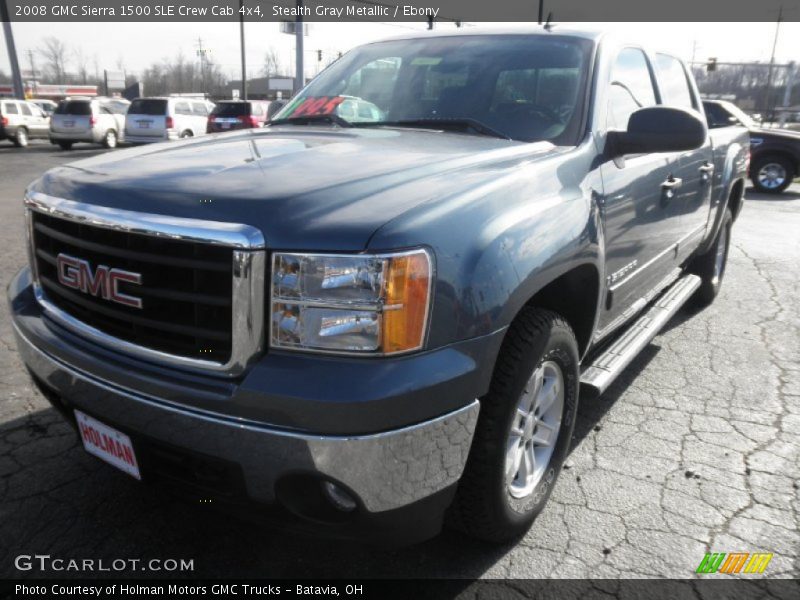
[[274, 34, 592, 144]]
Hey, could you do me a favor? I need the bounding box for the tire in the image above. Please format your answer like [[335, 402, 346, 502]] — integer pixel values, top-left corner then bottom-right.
[[180, 130, 193, 139], [103, 129, 118, 149], [690, 208, 732, 307], [13, 128, 28, 148], [751, 155, 794, 194], [448, 307, 579, 543], [57, 141, 73, 151]]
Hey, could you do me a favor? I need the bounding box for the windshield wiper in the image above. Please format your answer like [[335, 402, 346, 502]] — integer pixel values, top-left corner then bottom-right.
[[368, 118, 511, 140], [269, 114, 353, 128]]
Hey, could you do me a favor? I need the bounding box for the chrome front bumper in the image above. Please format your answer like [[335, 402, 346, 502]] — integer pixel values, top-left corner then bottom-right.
[[13, 320, 480, 513]]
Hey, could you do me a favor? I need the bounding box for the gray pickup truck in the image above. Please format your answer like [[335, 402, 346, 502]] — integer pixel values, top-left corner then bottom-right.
[[9, 28, 748, 544]]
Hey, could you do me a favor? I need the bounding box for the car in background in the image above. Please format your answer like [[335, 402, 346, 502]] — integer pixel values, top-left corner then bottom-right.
[[207, 100, 270, 132], [125, 97, 212, 143], [0, 98, 50, 147], [29, 99, 58, 117], [49, 97, 129, 150], [704, 99, 799, 194]]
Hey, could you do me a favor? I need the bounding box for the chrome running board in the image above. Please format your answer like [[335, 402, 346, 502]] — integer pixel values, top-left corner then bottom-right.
[[581, 273, 701, 397]]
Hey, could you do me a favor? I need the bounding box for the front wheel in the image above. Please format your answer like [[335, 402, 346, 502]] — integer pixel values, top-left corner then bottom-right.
[[13, 128, 28, 148], [448, 307, 579, 542], [690, 208, 732, 307], [103, 129, 118, 149], [752, 155, 794, 194]]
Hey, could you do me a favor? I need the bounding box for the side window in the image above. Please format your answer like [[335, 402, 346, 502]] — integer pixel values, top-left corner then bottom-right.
[[4, 102, 19, 115], [606, 48, 657, 130], [20, 103, 32, 116], [192, 102, 208, 116], [175, 102, 191, 115], [654, 54, 695, 110]]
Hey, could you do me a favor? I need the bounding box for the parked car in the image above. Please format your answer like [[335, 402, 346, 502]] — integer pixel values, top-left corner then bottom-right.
[[49, 97, 128, 150], [704, 99, 799, 193], [29, 98, 58, 117], [125, 97, 212, 143], [206, 100, 270, 132], [10, 28, 748, 545], [0, 98, 50, 147]]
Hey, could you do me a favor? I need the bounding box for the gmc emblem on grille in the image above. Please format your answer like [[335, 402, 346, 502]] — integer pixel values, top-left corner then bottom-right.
[[56, 253, 143, 309]]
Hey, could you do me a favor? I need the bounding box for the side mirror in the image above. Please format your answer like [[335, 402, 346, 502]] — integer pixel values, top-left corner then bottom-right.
[[606, 106, 706, 156]]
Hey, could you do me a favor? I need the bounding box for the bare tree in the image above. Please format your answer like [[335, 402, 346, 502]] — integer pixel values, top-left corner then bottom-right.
[[0, 69, 10, 83], [73, 46, 89, 84], [262, 47, 284, 76], [39, 37, 69, 84]]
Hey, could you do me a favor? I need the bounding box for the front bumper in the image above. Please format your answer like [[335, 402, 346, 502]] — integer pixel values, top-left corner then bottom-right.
[[9, 267, 488, 540]]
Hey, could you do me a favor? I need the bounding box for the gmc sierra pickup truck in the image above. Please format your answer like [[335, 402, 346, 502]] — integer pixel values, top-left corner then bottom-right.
[[9, 28, 748, 544]]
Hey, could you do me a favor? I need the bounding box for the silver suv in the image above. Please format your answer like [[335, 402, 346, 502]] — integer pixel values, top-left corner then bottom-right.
[[125, 97, 213, 143], [50, 97, 129, 150], [0, 99, 50, 147]]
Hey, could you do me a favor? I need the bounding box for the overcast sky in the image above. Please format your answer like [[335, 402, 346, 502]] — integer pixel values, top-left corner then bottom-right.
[[2, 21, 800, 82]]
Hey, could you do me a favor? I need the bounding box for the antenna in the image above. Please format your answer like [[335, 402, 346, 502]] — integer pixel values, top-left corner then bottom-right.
[[544, 12, 553, 30]]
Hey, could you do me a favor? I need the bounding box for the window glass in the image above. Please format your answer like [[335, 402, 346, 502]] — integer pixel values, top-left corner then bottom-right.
[[175, 101, 192, 115], [20, 103, 32, 116], [4, 103, 19, 115], [129, 99, 167, 115], [606, 48, 657, 129], [55, 101, 92, 115], [192, 102, 208, 115], [211, 102, 249, 117], [654, 53, 694, 109]]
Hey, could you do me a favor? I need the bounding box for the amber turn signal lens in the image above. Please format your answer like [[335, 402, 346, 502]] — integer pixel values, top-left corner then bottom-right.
[[382, 250, 432, 354]]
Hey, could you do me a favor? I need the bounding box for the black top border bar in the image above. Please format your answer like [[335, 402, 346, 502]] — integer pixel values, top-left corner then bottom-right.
[[3, 0, 800, 22]]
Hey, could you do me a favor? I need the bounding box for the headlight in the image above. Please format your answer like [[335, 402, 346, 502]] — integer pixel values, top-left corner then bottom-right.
[[270, 249, 432, 355]]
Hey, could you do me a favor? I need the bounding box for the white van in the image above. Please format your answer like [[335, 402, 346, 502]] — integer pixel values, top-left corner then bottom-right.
[[125, 97, 212, 143]]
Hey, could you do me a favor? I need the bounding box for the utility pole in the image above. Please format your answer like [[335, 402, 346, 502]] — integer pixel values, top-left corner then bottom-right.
[[764, 5, 783, 126], [27, 49, 38, 96], [1, 0, 25, 98], [239, 0, 247, 100], [196, 37, 209, 95], [295, 0, 304, 94], [538, 0, 544, 24]]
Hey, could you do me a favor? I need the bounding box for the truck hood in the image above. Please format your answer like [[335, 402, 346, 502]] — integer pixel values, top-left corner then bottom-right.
[[33, 126, 555, 251]]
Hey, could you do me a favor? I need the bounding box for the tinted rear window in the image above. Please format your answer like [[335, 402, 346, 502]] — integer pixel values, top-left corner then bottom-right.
[[212, 102, 250, 117], [56, 101, 92, 116], [2, 102, 19, 115], [129, 99, 168, 115]]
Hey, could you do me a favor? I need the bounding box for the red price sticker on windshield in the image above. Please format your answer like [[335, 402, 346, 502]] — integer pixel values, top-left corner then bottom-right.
[[288, 96, 346, 117]]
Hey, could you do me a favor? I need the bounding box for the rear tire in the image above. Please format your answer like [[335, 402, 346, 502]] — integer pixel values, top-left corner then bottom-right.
[[447, 307, 579, 543], [13, 128, 28, 148], [690, 208, 732, 307], [57, 141, 73, 151], [180, 130, 193, 139], [103, 129, 117, 149], [751, 155, 794, 194]]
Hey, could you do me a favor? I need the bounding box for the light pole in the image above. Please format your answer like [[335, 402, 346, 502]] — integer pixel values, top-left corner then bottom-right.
[[1, 0, 25, 98], [239, 0, 247, 100], [295, 0, 304, 94]]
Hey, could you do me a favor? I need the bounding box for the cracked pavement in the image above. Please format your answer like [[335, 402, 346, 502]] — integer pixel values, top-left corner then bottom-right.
[[0, 142, 798, 580]]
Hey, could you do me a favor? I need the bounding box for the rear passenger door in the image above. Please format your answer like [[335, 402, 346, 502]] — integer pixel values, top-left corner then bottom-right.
[[597, 48, 680, 333], [652, 53, 714, 262], [22, 102, 49, 137]]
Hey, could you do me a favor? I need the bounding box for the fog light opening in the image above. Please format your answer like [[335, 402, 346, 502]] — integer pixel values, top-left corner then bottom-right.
[[321, 481, 357, 512]]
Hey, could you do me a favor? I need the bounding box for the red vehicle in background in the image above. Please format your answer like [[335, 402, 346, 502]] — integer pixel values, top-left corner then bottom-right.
[[207, 100, 271, 132]]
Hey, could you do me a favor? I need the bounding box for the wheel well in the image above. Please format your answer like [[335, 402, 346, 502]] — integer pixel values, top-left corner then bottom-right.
[[753, 150, 797, 175], [728, 179, 745, 221], [522, 264, 599, 356]]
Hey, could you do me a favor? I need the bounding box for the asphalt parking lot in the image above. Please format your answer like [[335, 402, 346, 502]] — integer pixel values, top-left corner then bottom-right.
[[0, 140, 798, 580]]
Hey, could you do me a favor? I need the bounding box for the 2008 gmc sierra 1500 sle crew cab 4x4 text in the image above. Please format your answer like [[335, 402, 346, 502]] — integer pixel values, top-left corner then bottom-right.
[[8, 28, 748, 544]]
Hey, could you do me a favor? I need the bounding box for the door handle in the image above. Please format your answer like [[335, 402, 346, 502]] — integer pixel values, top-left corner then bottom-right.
[[661, 176, 682, 201], [699, 162, 715, 182]]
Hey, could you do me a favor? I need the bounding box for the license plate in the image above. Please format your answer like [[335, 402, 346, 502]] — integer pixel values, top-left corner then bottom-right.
[[64, 120, 74, 127], [221, 123, 230, 129], [75, 410, 141, 480], [137, 120, 151, 129]]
